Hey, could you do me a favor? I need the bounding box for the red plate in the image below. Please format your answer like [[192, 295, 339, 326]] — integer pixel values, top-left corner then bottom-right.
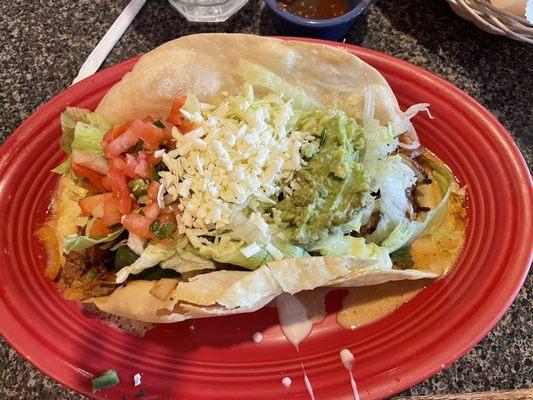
[[0, 39, 531, 400]]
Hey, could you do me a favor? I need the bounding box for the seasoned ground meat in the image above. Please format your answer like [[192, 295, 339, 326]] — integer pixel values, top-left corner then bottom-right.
[[398, 145, 426, 159], [57, 248, 117, 301], [358, 211, 380, 236]]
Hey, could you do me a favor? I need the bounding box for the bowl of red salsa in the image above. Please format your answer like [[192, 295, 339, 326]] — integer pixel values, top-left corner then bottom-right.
[[265, 0, 373, 40]]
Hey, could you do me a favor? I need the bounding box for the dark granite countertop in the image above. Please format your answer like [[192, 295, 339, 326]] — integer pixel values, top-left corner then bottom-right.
[[0, 0, 531, 398]]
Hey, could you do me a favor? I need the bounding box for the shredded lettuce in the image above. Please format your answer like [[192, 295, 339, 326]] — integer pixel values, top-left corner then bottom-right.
[[199, 240, 306, 269], [394, 103, 433, 136], [275, 243, 309, 258], [52, 155, 72, 174], [71, 122, 108, 154], [242, 63, 320, 110], [380, 220, 422, 253], [115, 240, 177, 283], [223, 211, 272, 245], [309, 234, 392, 269], [363, 120, 396, 167], [63, 229, 124, 254], [59, 107, 112, 154], [54, 108, 112, 174], [366, 156, 418, 244], [199, 238, 272, 270], [378, 155, 454, 253], [161, 244, 216, 273]]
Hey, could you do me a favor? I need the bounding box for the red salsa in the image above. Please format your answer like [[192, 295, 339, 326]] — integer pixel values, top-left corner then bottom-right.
[[277, 0, 352, 20]]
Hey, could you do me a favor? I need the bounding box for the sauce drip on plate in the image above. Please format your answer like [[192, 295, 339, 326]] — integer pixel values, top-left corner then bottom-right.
[[340, 349, 360, 400], [252, 331, 263, 343], [276, 293, 313, 351], [277, 293, 317, 398], [281, 376, 292, 389], [302, 363, 316, 400]]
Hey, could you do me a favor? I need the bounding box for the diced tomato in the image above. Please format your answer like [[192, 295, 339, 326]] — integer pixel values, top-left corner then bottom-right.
[[166, 96, 186, 126], [158, 212, 177, 226], [125, 154, 140, 179], [71, 163, 107, 192], [161, 124, 173, 143], [72, 150, 109, 175], [143, 201, 160, 220], [179, 119, 198, 133], [147, 181, 160, 200], [143, 116, 155, 123], [149, 213, 177, 243], [105, 120, 165, 156], [138, 123, 163, 151], [103, 123, 130, 144], [89, 218, 111, 236], [105, 121, 143, 157], [145, 151, 162, 165], [136, 160, 151, 179], [122, 201, 160, 239], [102, 198, 123, 226], [109, 156, 127, 171], [125, 152, 152, 180], [135, 151, 152, 179], [122, 214, 153, 239], [91, 202, 105, 218], [78, 193, 113, 216], [107, 159, 132, 215], [101, 176, 112, 191]]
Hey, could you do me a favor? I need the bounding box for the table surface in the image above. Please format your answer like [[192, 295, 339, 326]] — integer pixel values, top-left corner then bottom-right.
[[0, 0, 531, 398]]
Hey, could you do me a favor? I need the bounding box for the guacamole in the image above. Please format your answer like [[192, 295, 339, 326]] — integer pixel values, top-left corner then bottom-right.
[[277, 112, 370, 244]]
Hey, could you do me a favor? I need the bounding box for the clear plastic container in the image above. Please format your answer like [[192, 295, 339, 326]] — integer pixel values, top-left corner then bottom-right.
[[168, 0, 249, 22]]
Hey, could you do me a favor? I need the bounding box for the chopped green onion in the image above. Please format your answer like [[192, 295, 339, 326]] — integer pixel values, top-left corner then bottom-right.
[[390, 246, 415, 269], [151, 161, 168, 182], [92, 369, 119, 393], [149, 220, 176, 240], [151, 168, 159, 181], [134, 140, 144, 153], [153, 120, 165, 129], [129, 179, 148, 199]]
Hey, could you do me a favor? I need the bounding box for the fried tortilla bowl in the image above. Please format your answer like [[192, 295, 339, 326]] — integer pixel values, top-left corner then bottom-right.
[[38, 34, 466, 323]]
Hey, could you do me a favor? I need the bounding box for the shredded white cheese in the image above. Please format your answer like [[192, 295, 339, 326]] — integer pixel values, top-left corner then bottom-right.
[[160, 87, 316, 248], [240, 242, 262, 258], [157, 183, 166, 209], [265, 243, 283, 261], [154, 149, 166, 158]]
